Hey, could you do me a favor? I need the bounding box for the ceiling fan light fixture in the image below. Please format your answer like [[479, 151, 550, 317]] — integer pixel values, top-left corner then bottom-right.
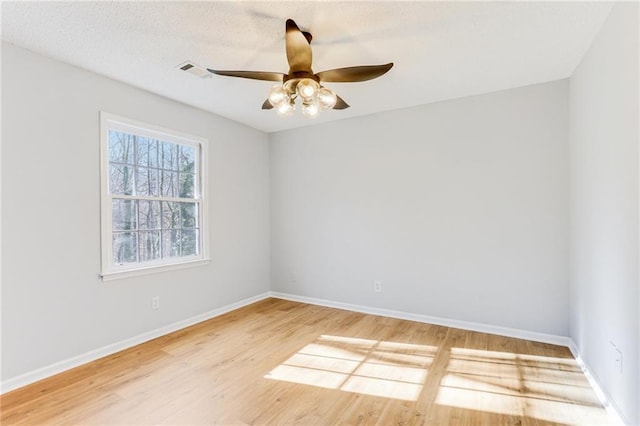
[[296, 78, 319, 100], [301, 100, 320, 118], [268, 85, 289, 107], [317, 87, 338, 109], [276, 98, 295, 117], [283, 79, 298, 94]]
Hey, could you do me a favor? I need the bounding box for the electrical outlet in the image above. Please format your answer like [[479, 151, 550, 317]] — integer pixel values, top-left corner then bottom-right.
[[152, 296, 160, 310], [374, 281, 383, 293], [610, 341, 623, 374], [615, 349, 623, 374]]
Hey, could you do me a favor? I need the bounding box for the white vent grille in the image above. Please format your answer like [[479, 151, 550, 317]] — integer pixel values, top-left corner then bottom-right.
[[177, 61, 211, 79]]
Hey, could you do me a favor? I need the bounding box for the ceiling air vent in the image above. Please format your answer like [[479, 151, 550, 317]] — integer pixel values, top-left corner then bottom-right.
[[177, 61, 211, 79]]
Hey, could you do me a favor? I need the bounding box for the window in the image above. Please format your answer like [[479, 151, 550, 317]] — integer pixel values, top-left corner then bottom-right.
[[100, 112, 209, 280]]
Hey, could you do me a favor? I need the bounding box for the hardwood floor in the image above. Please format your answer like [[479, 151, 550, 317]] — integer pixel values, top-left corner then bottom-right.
[[1, 298, 612, 425]]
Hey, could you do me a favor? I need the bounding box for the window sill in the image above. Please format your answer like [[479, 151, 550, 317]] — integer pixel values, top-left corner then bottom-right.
[[101, 258, 211, 281]]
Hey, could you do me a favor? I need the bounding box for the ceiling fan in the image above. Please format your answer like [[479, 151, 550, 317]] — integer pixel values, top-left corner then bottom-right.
[[207, 19, 393, 118]]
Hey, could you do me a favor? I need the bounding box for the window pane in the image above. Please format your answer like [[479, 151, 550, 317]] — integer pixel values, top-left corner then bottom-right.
[[139, 231, 161, 262], [161, 201, 180, 229], [179, 173, 195, 198], [110, 164, 134, 195], [162, 229, 181, 258], [136, 137, 158, 168], [109, 131, 134, 164], [113, 232, 137, 264], [139, 200, 160, 230], [181, 202, 198, 228], [136, 167, 159, 197], [179, 145, 196, 172], [181, 229, 199, 256], [112, 199, 137, 231], [160, 142, 178, 171], [160, 171, 178, 197]]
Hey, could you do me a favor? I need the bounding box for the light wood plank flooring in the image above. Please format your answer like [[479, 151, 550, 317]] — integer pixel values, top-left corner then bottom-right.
[[0, 298, 612, 425]]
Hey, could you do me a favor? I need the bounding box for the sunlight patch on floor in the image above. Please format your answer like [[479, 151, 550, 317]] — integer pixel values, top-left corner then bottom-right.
[[264, 334, 436, 401], [435, 347, 613, 425]]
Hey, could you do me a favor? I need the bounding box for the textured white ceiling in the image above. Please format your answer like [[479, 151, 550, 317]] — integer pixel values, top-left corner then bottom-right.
[[2, 1, 613, 133]]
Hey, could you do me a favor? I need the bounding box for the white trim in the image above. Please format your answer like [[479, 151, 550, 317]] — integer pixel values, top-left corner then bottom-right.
[[0, 292, 270, 394], [100, 112, 110, 274], [101, 112, 207, 148], [269, 291, 570, 347], [567, 340, 629, 426], [100, 258, 211, 281]]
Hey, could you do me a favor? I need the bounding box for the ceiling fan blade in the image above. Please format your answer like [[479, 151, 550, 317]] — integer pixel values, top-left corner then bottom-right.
[[316, 63, 393, 83], [207, 69, 284, 82], [262, 99, 274, 110], [333, 95, 350, 110], [285, 19, 312, 73]]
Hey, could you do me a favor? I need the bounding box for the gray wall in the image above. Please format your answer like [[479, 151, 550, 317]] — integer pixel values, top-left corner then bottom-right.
[[3, 7, 639, 421], [270, 80, 570, 336], [569, 3, 639, 424], [1, 43, 271, 381]]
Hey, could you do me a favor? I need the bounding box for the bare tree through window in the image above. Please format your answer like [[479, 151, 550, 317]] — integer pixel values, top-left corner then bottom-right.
[[107, 129, 201, 267]]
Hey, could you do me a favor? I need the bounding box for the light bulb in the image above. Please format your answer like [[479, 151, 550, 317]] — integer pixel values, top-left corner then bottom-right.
[[317, 87, 337, 109], [276, 99, 295, 116], [301, 101, 319, 118], [268, 85, 289, 107], [296, 78, 319, 100]]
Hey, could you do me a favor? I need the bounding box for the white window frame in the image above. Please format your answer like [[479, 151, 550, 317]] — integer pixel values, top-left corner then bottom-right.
[[100, 112, 210, 281]]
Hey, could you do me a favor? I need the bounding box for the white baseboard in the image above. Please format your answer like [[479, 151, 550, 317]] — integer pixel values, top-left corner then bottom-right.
[[0, 292, 271, 394], [270, 291, 570, 347], [567, 340, 629, 426]]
